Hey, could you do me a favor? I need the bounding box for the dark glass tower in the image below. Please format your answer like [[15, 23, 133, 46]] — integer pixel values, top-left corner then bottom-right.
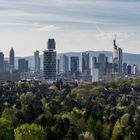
[[9, 48, 15, 69], [18, 59, 28, 73], [113, 39, 123, 73], [43, 39, 57, 82], [0, 52, 4, 72], [47, 39, 56, 50]]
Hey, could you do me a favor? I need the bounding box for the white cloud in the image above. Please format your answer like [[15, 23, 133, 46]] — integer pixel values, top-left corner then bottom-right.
[[33, 25, 60, 32], [95, 26, 130, 40], [96, 32, 130, 40]]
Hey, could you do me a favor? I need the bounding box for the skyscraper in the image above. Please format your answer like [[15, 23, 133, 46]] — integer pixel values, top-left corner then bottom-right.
[[82, 52, 90, 73], [82, 52, 90, 80], [98, 53, 107, 73], [18, 58, 28, 73], [118, 48, 123, 73], [91, 57, 99, 82], [57, 58, 60, 74], [4, 61, 10, 72], [63, 55, 69, 74], [0, 52, 4, 72], [113, 39, 123, 73], [25, 60, 29, 73], [127, 65, 132, 75], [123, 62, 127, 75], [9, 48, 15, 69], [34, 50, 40, 73], [43, 39, 57, 82], [70, 56, 80, 79], [59, 54, 69, 74]]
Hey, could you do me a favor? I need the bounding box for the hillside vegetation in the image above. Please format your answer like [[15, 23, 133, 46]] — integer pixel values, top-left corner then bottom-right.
[[0, 79, 140, 139]]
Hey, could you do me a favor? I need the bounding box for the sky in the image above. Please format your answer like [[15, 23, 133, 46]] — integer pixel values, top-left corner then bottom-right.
[[0, 0, 140, 57]]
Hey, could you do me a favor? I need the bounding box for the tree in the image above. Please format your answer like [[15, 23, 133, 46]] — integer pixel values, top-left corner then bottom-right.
[[101, 123, 111, 140], [94, 120, 103, 140], [66, 126, 78, 140], [20, 92, 35, 105], [35, 114, 53, 127], [0, 118, 14, 140], [121, 113, 133, 128], [111, 121, 124, 140], [14, 123, 45, 140], [79, 131, 95, 140], [15, 111, 25, 125], [53, 116, 67, 139], [86, 116, 96, 133], [130, 115, 140, 140], [125, 104, 136, 115], [2, 107, 17, 126], [22, 104, 35, 123]]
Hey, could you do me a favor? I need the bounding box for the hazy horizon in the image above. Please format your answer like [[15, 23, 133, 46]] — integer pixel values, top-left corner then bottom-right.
[[0, 0, 140, 57]]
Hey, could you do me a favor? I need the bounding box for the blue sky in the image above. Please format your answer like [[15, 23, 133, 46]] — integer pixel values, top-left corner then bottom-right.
[[0, 0, 140, 56]]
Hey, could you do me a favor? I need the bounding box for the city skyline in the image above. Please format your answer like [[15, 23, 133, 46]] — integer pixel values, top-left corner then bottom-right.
[[0, 0, 140, 57], [0, 38, 138, 82]]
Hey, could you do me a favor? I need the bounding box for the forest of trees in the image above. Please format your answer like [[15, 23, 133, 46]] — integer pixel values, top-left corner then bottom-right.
[[0, 78, 140, 139]]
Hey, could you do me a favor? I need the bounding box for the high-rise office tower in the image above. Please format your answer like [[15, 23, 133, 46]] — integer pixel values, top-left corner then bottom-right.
[[82, 52, 90, 73], [113, 39, 118, 73], [63, 55, 69, 74], [123, 62, 127, 75], [25, 60, 29, 73], [82, 52, 90, 80], [34, 50, 40, 73], [59, 54, 69, 74], [91, 57, 99, 82], [4, 61, 10, 72], [113, 40, 118, 58], [127, 65, 132, 75], [43, 39, 57, 82], [9, 48, 15, 69], [0, 52, 4, 72], [18, 58, 28, 73], [98, 54, 107, 71], [57, 58, 60, 74], [113, 39, 123, 73], [131, 64, 137, 75], [59, 55, 64, 74], [98, 54, 107, 65], [118, 48, 123, 73], [70, 56, 79, 79]]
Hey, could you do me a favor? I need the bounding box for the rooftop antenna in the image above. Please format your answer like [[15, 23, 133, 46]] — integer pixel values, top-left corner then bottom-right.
[[115, 34, 117, 41]]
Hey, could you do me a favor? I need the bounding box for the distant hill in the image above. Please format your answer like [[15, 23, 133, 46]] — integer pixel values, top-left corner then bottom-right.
[[13, 51, 140, 70]]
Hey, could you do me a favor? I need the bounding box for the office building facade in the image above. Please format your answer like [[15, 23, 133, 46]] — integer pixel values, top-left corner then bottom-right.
[[9, 48, 15, 69], [0, 52, 4, 72], [43, 39, 57, 82], [113, 39, 123, 74], [70, 56, 80, 79], [82, 52, 91, 80], [18, 59, 28, 73], [34, 50, 40, 73], [59, 54, 69, 74]]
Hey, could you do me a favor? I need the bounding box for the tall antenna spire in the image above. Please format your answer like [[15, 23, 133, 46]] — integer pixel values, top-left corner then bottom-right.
[[115, 34, 117, 41]]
